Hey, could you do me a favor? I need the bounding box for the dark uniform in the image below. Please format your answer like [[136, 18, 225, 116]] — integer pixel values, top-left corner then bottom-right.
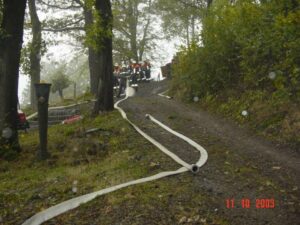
[[144, 61, 151, 82], [117, 66, 128, 98], [140, 61, 146, 82], [113, 65, 120, 88], [131, 62, 139, 87]]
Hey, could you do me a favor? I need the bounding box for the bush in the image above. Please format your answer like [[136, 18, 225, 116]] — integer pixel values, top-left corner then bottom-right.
[[171, 0, 300, 147], [171, 0, 300, 99]]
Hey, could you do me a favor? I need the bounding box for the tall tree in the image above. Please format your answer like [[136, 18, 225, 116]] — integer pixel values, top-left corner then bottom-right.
[[207, 0, 212, 8], [156, 0, 204, 46], [36, 0, 157, 94], [50, 68, 71, 100], [0, 0, 27, 152], [92, 0, 114, 113], [82, 1, 101, 95], [28, 0, 42, 110], [113, 0, 156, 62], [38, 0, 101, 95]]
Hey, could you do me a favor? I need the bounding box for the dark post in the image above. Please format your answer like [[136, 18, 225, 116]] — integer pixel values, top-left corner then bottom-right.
[[35, 83, 51, 160]]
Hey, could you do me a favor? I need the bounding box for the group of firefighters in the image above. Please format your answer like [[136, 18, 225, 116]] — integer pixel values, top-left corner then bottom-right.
[[113, 60, 151, 97]]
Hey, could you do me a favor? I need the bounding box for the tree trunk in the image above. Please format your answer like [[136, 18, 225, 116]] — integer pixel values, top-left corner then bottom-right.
[[28, 0, 41, 110], [138, 18, 150, 61], [84, 6, 100, 95], [186, 20, 190, 47], [88, 47, 100, 95], [207, 0, 213, 8], [191, 15, 195, 42], [0, 0, 27, 152], [93, 0, 114, 113], [128, 0, 139, 61], [58, 89, 64, 101]]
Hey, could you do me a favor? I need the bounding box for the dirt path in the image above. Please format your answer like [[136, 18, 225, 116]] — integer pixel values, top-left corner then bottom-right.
[[44, 80, 299, 225], [118, 80, 300, 225]]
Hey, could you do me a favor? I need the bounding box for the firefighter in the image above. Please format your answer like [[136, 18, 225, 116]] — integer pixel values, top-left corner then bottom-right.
[[135, 61, 142, 83], [113, 63, 120, 90], [113, 63, 120, 74], [131, 60, 138, 87], [117, 63, 128, 98], [144, 60, 151, 82], [139, 61, 146, 82], [141, 61, 147, 82]]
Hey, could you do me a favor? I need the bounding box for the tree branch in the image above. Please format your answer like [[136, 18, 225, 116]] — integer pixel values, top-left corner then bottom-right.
[[138, 18, 150, 60], [42, 26, 84, 32], [38, 0, 82, 10], [73, 0, 84, 8], [42, 17, 84, 32]]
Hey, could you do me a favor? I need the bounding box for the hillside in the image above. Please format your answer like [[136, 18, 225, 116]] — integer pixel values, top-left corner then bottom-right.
[[1, 81, 299, 225]]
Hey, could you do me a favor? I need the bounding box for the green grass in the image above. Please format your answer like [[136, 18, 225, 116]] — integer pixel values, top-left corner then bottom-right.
[[0, 110, 179, 225], [0, 109, 233, 225], [191, 90, 300, 149], [3, 104, 288, 225]]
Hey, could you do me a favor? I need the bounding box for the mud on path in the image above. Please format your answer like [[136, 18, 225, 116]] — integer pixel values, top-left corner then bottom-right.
[[118, 80, 299, 225]]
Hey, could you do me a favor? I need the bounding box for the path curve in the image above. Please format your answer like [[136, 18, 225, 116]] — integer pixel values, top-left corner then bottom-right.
[[22, 91, 208, 225]]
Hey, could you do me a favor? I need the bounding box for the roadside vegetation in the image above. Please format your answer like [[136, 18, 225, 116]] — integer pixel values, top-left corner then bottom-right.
[[0, 107, 286, 225], [0, 107, 245, 225], [0, 110, 180, 224], [170, 0, 300, 149]]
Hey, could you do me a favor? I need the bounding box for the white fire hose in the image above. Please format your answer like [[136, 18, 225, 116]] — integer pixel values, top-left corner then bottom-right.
[[22, 89, 208, 225], [158, 89, 172, 99]]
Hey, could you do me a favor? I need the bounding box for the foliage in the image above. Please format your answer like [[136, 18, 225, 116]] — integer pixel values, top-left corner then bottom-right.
[[85, 9, 113, 53], [31, 0, 158, 63], [32, 57, 90, 104], [112, 0, 157, 61], [50, 66, 71, 99], [155, 0, 205, 45], [65, 55, 90, 92], [20, 40, 47, 76], [172, 0, 300, 98], [198, 89, 300, 148], [171, 0, 300, 146]]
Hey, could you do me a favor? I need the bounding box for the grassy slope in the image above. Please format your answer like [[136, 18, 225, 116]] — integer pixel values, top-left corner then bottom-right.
[[0, 111, 180, 224], [1, 104, 294, 224], [0, 108, 237, 225], [174, 89, 300, 150]]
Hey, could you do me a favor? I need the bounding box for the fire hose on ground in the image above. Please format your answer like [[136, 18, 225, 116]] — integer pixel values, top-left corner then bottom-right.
[[22, 89, 208, 225]]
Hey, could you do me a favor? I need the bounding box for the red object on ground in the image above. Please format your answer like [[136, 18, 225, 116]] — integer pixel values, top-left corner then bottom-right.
[[17, 109, 30, 130], [62, 115, 83, 124], [18, 112, 26, 123]]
